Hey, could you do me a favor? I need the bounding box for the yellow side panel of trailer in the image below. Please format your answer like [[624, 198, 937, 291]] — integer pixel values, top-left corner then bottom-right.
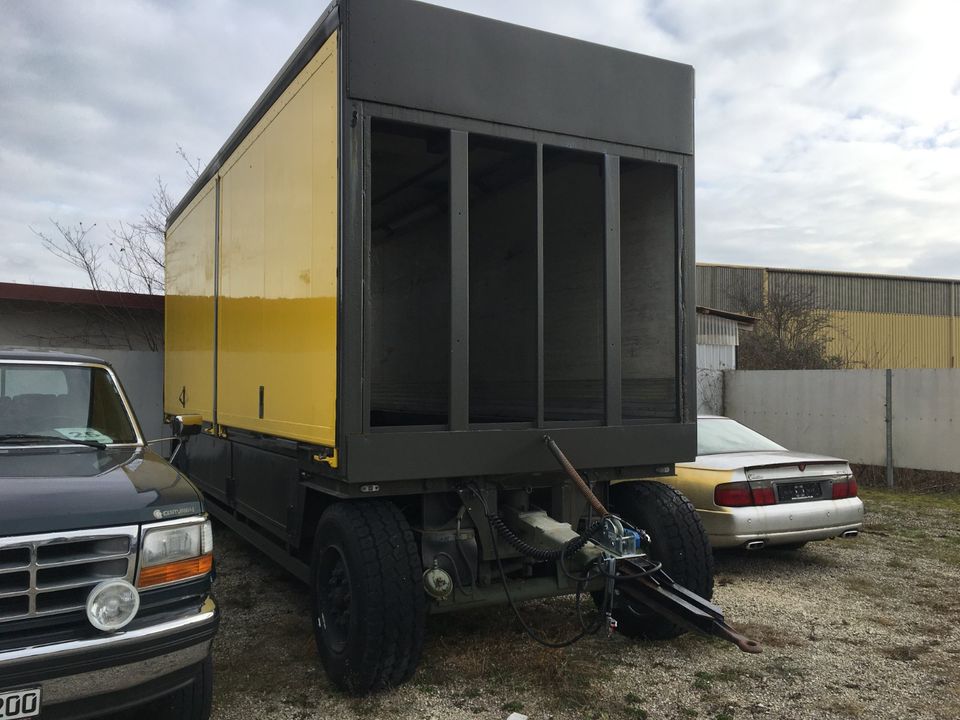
[[165, 181, 217, 419], [217, 32, 338, 447]]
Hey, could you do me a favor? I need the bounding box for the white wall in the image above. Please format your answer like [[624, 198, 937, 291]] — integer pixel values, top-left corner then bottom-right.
[[725, 369, 960, 473]]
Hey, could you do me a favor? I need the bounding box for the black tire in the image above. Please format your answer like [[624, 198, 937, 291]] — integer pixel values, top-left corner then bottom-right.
[[311, 500, 426, 694], [600, 481, 714, 640], [153, 656, 213, 720]]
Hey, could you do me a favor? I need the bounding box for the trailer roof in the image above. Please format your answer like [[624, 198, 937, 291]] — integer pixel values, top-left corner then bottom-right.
[[169, 0, 694, 229]]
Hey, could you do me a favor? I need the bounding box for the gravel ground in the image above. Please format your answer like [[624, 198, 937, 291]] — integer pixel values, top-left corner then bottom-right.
[[205, 488, 960, 720]]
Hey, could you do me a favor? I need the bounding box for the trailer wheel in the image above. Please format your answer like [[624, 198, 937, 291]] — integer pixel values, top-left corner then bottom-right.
[[601, 481, 714, 640], [311, 500, 426, 694]]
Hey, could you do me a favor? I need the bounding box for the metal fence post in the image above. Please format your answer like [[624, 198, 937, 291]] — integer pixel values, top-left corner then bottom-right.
[[885, 369, 894, 488]]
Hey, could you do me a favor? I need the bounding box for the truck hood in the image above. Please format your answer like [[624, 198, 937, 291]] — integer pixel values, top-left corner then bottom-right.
[[0, 447, 202, 535], [679, 450, 848, 472]]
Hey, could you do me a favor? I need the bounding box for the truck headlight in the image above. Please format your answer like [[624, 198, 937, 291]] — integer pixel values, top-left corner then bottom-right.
[[87, 579, 140, 631], [138, 517, 214, 588]]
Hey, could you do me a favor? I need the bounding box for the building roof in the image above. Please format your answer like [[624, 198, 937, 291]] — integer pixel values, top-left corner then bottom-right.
[[696, 305, 756, 325], [697, 262, 959, 286], [0, 282, 163, 312]]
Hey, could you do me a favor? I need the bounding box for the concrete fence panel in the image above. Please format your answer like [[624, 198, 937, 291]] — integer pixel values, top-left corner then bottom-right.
[[891, 370, 960, 473], [724, 370, 888, 466]]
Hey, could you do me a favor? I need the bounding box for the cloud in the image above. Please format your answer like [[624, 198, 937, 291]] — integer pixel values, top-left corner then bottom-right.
[[1, 0, 958, 287]]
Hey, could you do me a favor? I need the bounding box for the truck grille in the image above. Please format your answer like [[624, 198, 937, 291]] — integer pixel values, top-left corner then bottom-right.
[[0, 526, 138, 622]]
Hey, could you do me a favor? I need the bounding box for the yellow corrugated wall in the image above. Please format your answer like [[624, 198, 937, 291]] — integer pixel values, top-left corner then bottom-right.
[[828, 311, 958, 369], [164, 181, 217, 418], [216, 31, 339, 447]]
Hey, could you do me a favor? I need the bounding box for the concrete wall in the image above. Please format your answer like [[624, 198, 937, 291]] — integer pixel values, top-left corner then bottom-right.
[[890, 370, 960, 472], [696, 369, 723, 415], [725, 369, 960, 473], [0, 298, 162, 352], [1, 297, 166, 451]]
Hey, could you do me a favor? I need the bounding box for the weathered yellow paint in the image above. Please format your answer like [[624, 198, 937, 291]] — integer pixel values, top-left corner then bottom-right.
[[828, 311, 959, 369], [614, 466, 735, 510], [164, 180, 217, 419], [216, 32, 339, 447]]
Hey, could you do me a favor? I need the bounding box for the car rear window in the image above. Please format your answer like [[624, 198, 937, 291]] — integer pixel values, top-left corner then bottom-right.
[[697, 418, 785, 456]]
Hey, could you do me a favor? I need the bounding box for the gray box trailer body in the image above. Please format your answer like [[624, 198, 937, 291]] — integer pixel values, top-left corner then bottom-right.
[[164, 0, 737, 695]]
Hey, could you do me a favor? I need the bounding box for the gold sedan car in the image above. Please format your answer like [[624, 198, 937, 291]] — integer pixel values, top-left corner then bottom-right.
[[663, 416, 864, 550]]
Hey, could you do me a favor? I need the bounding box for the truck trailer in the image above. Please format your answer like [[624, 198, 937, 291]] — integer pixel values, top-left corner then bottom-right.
[[164, 0, 759, 694]]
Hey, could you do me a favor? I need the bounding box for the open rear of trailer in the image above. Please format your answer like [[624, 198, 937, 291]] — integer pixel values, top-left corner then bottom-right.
[[165, 0, 758, 694]]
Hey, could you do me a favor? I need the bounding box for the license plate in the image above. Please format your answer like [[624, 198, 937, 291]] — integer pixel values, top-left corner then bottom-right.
[[0, 688, 41, 720], [779, 481, 822, 502]]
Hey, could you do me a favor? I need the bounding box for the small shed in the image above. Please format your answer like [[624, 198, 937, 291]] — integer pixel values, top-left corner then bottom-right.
[[696, 306, 755, 415], [696, 305, 755, 370]]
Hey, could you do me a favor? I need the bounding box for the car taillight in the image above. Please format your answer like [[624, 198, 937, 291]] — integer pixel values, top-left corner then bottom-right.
[[715, 482, 753, 507], [715, 481, 777, 507], [832, 476, 858, 499], [750, 481, 777, 506]]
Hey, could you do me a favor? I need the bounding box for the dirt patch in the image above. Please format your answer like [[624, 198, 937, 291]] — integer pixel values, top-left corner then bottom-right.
[[207, 488, 960, 720]]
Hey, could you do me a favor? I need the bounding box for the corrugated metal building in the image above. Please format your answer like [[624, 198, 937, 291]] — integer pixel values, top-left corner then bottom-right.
[[697, 264, 960, 369], [695, 306, 754, 370]]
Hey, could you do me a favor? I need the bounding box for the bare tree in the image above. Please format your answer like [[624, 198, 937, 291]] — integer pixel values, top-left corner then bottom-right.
[[29, 148, 203, 351], [35, 220, 104, 292], [36, 147, 201, 297], [109, 177, 175, 295], [731, 283, 849, 370]]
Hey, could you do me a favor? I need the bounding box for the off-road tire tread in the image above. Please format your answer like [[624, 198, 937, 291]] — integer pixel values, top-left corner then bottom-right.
[[312, 500, 426, 694], [607, 481, 714, 640]]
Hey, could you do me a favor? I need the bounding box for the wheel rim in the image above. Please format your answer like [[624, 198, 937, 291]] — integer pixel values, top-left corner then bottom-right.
[[316, 545, 352, 654]]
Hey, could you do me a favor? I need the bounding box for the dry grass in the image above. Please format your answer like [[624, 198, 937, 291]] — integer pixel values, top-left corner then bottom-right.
[[854, 464, 960, 494], [729, 622, 802, 649], [414, 598, 615, 712], [880, 644, 933, 662], [824, 700, 865, 717]]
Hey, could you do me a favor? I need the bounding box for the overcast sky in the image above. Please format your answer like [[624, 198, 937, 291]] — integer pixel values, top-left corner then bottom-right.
[[2, 0, 959, 289]]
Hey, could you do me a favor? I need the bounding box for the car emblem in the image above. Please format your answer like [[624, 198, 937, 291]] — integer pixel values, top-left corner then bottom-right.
[[798, 463, 807, 472]]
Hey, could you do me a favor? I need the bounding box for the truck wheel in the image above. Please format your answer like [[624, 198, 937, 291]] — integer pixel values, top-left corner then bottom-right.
[[155, 656, 213, 719], [311, 500, 426, 694], [601, 481, 714, 640]]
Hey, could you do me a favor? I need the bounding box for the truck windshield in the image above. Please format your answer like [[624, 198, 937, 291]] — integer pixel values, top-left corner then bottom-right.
[[0, 364, 137, 445], [697, 418, 786, 456]]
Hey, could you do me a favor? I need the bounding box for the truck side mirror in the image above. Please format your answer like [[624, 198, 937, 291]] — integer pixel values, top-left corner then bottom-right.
[[172, 414, 203, 438]]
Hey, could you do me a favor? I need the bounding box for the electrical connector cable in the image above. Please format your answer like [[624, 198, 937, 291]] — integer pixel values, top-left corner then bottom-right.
[[470, 487, 605, 648]]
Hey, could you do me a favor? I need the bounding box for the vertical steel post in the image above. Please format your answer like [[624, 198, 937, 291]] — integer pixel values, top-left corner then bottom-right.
[[603, 155, 622, 427], [885, 368, 894, 489], [536, 143, 545, 427], [950, 282, 956, 369], [449, 130, 470, 430], [212, 176, 221, 431]]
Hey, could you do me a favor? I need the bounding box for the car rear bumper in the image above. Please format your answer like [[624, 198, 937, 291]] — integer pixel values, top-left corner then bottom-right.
[[0, 595, 218, 719], [700, 497, 865, 549]]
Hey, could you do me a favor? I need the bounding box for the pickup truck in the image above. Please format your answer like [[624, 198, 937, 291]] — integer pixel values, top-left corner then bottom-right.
[[0, 351, 218, 720]]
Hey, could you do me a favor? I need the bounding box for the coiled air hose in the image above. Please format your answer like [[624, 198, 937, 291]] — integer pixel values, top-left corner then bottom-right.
[[486, 513, 606, 562]]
